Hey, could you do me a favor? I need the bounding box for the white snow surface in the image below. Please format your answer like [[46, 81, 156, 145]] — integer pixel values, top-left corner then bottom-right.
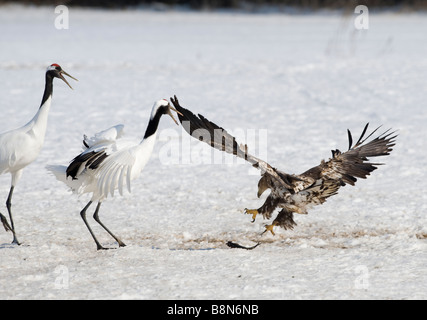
[[0, 5, 426, 300]]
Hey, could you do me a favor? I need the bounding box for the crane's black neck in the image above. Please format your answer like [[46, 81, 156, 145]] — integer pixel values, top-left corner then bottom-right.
[[40, 72, 54, 109], [143, 109, 164, 139]]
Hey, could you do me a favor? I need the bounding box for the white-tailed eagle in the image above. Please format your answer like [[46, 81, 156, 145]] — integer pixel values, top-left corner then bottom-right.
[[170, 95, 396, 235]]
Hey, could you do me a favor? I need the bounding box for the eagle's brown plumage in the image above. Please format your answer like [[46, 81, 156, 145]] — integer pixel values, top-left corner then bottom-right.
[[171, 95, 396, 234]]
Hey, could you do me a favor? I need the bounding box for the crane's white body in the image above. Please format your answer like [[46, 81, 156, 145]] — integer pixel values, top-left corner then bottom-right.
[[0, 64, 76, 245], [0, 96, 52, 186], [48, 124, 157, 202], [46, 99, 177, 250]]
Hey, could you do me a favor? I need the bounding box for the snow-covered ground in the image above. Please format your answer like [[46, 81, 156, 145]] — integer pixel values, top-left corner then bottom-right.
[[0, 5, 426, 300]]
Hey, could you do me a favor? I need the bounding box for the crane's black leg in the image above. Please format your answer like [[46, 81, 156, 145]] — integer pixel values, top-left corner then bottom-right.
[[6, 186, 20, 245], [1, 212, 12, 232], [1, 212, 20, 246], [80, 201, 106, 250], [93, 202, 126, 248]]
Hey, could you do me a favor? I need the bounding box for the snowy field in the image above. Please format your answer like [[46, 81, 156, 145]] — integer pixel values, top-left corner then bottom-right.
[[0, 4, 426, 300]]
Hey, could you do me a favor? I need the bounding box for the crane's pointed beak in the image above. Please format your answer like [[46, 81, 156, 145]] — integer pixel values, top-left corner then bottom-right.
[[58, 70, 78, 89], [167, 105, 183, 126]]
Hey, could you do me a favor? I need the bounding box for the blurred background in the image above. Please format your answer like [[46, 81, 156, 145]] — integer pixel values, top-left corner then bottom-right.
[[0, 0, 426, 10]]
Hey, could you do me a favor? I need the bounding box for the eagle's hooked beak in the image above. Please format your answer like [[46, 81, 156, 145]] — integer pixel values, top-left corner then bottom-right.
[[167, 104, 183, 126]]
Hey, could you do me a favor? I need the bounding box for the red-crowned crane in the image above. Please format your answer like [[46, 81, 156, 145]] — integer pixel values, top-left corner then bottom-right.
[[0, 64, 77, 245], [47, 99, 182, 250]]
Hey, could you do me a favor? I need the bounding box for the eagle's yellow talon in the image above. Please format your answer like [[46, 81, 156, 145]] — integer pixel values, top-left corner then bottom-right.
[[264, 224, 276, 236], [245, 208, 258, 222]]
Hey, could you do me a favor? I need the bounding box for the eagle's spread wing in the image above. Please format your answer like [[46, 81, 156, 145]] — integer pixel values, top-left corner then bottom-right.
[[273, 123, 397, 224], [268, 125, 396, 232], [170, 95, 296, 190], [171, 95, 255, 164], [300, 123, 397, 188]]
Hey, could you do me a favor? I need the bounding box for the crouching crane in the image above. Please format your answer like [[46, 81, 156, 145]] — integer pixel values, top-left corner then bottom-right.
[[47, 99, 182, 250]]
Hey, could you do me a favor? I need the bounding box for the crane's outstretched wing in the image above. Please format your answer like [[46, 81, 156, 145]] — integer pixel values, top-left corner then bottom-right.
[[300, 123, 397, 188], [170, 95, 297, 190], [49, 124, 136, 198], [94, 145, 137, 197], [65, 124, 137, 198], [82, 124, 124, 149], [66, 124, 125, 180]]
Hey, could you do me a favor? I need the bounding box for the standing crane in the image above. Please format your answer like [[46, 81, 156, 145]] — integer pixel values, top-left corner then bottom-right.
[[0, 64, 77, 244]]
